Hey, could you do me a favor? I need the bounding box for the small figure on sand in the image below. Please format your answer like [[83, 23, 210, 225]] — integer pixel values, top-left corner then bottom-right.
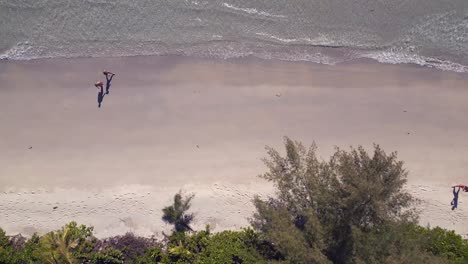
[[451, 184, 468, 210], [93, 70, 115, 108], [103, 70, 115, 95], [95, 81, 105, 108], [451, 186, 461, 210]]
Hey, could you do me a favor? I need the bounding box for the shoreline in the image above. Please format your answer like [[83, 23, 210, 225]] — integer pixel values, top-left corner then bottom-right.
[[2, 45, 468, 74], [1, 54, 468, 238]]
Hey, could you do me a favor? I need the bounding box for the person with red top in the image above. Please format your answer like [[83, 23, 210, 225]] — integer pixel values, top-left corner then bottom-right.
[[95, 81, 103, 89], [452, 184, 468, 192], [95, 81, 105, 108]]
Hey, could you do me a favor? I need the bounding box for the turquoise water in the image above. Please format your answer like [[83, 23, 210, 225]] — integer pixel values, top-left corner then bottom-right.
[[0, 0, 467, 71]]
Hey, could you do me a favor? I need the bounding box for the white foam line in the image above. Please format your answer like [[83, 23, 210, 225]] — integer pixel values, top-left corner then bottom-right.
[[256, 32, 299, 43], [223, 3, 286, 18], [255, 32, 336, 46], [363, 51, 468, 73]]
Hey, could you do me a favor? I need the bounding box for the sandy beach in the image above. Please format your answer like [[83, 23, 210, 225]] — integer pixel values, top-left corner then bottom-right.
[[1, 56, 468, 238]]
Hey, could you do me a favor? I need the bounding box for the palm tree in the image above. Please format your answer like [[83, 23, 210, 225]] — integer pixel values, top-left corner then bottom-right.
[[162, 191, 195, 233], [39, 223, 81, 264]]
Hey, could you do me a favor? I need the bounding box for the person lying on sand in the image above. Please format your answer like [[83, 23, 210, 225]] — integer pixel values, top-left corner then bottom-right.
[[452, 184, 468, 192]]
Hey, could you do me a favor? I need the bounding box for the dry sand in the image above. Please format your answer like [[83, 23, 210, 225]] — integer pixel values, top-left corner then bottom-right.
[[0, 56, 467, 238]]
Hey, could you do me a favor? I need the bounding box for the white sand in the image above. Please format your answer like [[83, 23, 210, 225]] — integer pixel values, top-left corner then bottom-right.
[[0, 183, 273, 238], [0, 56, 467, 238]]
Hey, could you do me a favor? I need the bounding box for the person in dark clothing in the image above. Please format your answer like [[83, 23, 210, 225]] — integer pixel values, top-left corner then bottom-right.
[[103, 70, 115, 94], [97, 85, 105, 108], [451, 186, 461, 210]]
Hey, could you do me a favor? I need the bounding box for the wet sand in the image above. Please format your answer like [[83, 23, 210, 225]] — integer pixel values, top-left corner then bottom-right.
[[1, 56, 467, 238]]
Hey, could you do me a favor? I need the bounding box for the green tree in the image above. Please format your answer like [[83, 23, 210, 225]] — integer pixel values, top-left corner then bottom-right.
[[252, 137, 417, 263], [417, 226, 468, 263], [94, 232, 158, 263], [351, 222, 450, 264], [136, 246, 168, 264], [157, 226, 266, 264], [195, 229, 266, 264], [162, 191, 195, 233], [36, 221, 94, 264], [162, 225, 211, 263], [18, 233, 41, 263], [85, 248, 125, 264], [0, 228, 17, 264]]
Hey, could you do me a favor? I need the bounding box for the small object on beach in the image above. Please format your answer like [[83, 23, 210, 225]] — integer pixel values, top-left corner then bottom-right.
[[53, 206, 58, 210], [276, 93, 281, 97], [403, 110, 407, 112], [407, 132, 410, 135], [28, 146, 32, 149], [196, 145, 200, 148]]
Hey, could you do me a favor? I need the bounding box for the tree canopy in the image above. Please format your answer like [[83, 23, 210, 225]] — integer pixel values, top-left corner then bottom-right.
[[252, 137, 419, 263]]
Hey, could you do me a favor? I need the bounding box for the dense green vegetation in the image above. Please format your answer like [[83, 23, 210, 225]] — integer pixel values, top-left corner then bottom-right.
[[1, 138, 467, 263]]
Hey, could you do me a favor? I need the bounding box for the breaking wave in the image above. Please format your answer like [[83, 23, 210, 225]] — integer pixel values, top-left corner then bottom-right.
[[222, 3, 286, 18], [1, 0, 467, 73]]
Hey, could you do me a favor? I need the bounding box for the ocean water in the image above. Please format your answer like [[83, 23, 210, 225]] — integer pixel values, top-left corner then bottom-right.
[[1, 0, 467, 72]]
